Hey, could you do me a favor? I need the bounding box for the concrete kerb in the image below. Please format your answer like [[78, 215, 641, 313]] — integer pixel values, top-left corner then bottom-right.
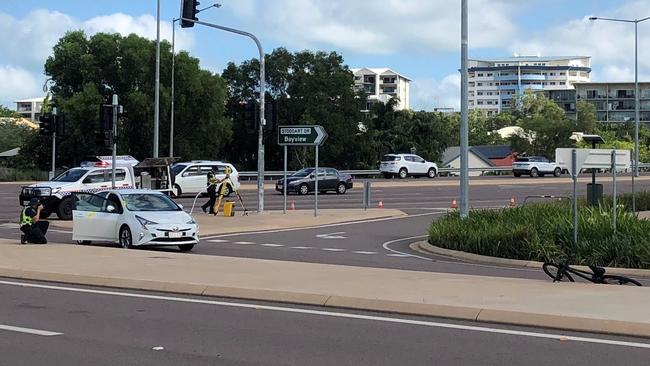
[[414, 240, 650, 278], [2, 265, 650, 338]]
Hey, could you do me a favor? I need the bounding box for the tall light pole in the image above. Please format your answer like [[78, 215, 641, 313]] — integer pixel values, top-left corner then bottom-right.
[[154, 0, 161, 158], [170, 3, 221, 158], [590, 16, 650, 179], [460, 0, 469, 218]]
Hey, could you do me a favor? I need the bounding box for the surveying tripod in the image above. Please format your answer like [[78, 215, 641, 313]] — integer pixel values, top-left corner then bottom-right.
[[213, 175, 248, 216]]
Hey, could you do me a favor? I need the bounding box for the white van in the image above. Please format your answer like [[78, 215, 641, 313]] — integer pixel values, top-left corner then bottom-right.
[[171, 161, 240, 197]]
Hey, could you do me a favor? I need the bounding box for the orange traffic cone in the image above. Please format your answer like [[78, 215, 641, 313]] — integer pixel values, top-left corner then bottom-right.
[[290, 200, 296, 210], [451, 199, 458, 209], [509, 197, 516, 208], [378, 201, 384, 209]]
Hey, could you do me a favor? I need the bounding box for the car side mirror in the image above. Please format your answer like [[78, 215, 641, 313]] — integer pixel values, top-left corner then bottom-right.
[[177, 204, 184, 210], [106, 205, 116, 213], [309, 174, 315, 179]]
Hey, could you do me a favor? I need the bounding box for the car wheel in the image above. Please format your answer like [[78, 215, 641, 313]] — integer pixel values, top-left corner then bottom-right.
[[398, 168, 408, 179], [57, 197, 74, 220], [173, 184, 182, 197], [530, 168, 539, 178], [178, 244, 195, 252], [427, 168, 437, 179], [119, 225, 133, 249], [513, 172, 521, 177], [553, 168, 561, 177], [76, 240, 91, 245], [336, 182, 347, 194], [298, 184, 309, 195], [382, 173, 392, 179]]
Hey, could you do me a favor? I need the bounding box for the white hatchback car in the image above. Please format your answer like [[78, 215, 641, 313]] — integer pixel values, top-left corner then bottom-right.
[[171, 161, 240, 197], [72, 189, 199, 252], [379, 154, 438, 179]]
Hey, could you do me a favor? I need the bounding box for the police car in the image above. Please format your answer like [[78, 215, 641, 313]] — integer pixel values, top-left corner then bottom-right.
[[19, 156, 140, 220]]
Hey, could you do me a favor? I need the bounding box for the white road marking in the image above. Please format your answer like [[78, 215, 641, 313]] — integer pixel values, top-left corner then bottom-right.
[[290, 246, 312, 249], [386, 253, 410, 257], [1, 280, 649, 349], [152, 346, 165, 351], [208, 239, 229, 243], [0, 324, 62, 336], [321, 248, 345, 252], [382, 235, 432, 261], [202, 211, 444, 239], [261, 243, 284, 247], [315, 232, 347, 240], [352, 251, 376, 255], [233, 241, 255, 245]]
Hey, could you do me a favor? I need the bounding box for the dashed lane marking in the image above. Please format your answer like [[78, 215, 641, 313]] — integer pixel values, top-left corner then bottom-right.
[[321, 248, 346, 252], [261, 243, 284, 247], [352, 251, 377, 255], [208, 239, 229, 243], [290, 246, 313, 249], [233, 241, 255, 245]]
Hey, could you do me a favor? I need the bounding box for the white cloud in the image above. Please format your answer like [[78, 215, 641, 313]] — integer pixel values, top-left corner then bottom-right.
[[0, 65, 42, 108], [410, 73, 460, 111], [229, 0, 523, 54]]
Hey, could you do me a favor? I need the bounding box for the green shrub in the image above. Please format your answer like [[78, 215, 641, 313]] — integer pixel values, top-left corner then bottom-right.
[[0, 166, 48, 181], [429, 201, 650, 268]]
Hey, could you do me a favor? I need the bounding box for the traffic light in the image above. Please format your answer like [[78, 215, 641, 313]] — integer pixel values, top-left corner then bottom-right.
[[99, 105, 113, 131], [180, 0, 200, 28], [95, 131, 112, 148], [39, 114, 54, 136], [55, 113, 67, 136], [265, 100, 278, 131], [243, 100, 258, 133]]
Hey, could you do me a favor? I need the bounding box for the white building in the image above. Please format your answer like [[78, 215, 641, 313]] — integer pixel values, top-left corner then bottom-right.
[[351, 68, 410, 110], [467, 56, 591, 115], [14, 97, 46, 122]]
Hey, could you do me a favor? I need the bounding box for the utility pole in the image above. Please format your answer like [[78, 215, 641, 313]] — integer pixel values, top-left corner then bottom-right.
[[459, 0, 469, 218], [153, 0, 161, 158]]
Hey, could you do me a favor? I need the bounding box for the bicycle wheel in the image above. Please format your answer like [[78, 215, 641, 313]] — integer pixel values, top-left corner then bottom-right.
[[600, 275, 643, 286], [542, 263, 574, 282]]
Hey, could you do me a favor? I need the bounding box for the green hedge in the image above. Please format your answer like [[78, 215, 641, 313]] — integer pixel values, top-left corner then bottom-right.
[[0, 166, 48, 181], [429, 201, 650, 269]]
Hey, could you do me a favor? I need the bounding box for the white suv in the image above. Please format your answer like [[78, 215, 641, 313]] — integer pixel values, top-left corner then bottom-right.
[[379, 154, 438, 179], [512, 156, 562, 178], [171, 161, 240, 197]]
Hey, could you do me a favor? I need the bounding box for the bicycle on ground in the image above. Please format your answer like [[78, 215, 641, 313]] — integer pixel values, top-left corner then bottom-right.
[[542, 262, 642, 286]]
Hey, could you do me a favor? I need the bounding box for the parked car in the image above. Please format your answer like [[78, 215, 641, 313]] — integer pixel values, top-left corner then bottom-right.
[[171, 160, 240, 197], [275, 168, 353, 195], [72, 189, 199, 252], [512, 156, 562, 178], [379, 154, 438, 179]]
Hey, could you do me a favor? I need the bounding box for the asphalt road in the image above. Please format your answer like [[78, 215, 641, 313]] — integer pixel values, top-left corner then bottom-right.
[[2, 279, 649, 366]]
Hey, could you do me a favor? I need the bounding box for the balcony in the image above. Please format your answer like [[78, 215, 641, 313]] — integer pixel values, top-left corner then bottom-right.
[[494, 74, 546, 81]]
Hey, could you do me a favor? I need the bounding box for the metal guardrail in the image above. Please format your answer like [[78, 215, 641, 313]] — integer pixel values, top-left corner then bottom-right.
[[237, 166, 515, 180]]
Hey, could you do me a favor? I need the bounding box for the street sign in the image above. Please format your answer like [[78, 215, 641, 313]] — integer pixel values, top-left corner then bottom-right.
[[278, 125, 328, 146]]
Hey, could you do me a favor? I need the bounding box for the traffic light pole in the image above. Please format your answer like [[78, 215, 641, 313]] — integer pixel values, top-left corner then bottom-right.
[[181, 18, 266, 213], [111, 94, 118, 189], [51, 108, 57, 180]]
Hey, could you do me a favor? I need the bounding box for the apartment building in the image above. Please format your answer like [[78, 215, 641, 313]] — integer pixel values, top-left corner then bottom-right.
[[468, 56, 591, 115], [351, 68, 410, 110], [14, 97, 45, 122], [548, 82, 650, 123]]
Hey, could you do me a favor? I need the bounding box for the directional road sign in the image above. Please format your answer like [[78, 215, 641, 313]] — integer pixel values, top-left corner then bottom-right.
[[278, 125, 328, 146]]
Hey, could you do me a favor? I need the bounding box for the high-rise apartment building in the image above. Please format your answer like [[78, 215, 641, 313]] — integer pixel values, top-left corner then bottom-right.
[[351, 68, 410, 110], [468, 56, 591, 115]]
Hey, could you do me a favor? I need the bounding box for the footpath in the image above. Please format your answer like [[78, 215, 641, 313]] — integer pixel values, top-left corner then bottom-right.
[[0, 240, 649, 338]]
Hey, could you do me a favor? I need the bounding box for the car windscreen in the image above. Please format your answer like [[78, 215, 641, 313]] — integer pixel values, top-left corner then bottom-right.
[[52, 168, 89, 182], [292, 168, 314, 177], [171, 164, 187, 176], [381, 155, 400, 162], [122, 194, 181, 211]]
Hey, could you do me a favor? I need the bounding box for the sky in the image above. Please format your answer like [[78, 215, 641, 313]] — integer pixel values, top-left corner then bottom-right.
[[1, 0, 650, 111]]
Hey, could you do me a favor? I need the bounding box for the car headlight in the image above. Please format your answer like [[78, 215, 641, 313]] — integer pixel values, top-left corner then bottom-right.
[[135, 215, 158, 228], [186, 217, 196, 225]]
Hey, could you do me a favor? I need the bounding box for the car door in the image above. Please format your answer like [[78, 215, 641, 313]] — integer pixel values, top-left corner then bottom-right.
[[325, 168, 339, 190], [179, 166, 203, 193], [540, 157, 552, 173], [412, 155, 428, 174], [72, 192, 120, 242]]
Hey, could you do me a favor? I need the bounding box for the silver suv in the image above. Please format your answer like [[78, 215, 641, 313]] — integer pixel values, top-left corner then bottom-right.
[[379, 154, 438, 179], [512, 156, 562, 178]]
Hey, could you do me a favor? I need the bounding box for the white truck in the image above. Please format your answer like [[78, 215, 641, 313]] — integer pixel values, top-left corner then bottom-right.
[[19, 156, 154, 220]]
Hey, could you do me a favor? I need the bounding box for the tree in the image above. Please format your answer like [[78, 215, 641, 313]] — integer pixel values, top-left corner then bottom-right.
[[0, 105, 20, 118], [23, 30, 231, 169]]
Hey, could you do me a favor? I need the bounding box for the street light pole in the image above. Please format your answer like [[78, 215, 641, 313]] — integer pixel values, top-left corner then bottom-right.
[[154, 0, 161, 158], [590, 16, 650, 178], [459, 0, 469, 218]]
